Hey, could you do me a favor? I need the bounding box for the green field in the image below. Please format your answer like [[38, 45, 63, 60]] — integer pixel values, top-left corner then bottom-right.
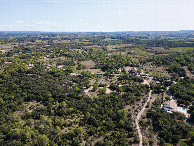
[[170, 47, 194, 51]]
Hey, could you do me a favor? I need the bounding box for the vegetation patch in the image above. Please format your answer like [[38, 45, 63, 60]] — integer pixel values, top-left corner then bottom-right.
[[170, 47, 194, 51]]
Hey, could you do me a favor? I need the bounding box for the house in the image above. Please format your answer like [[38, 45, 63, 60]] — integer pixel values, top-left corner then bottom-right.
[[4, 62, 12, 64], [46, 66, 52, 71], [115, 68, 122, 74], [65, 93, 69, 96], [156, 81, 162, 85], [27, 64, 34, 69], [70, 73, 81, 76], [57, 65, 64, 69], [130, 67, 138, 73], [163, 100, 177, 113], [139, 72, 146, 77]]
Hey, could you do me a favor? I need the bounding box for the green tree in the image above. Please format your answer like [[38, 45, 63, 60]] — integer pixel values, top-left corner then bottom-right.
[[37, 134, 49, 146], [93, 84, 98, 91]]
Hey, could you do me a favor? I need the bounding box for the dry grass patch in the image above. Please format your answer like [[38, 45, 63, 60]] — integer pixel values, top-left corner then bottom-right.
[[81, 69, 105, 75], [81, 60, 96, 69], [107, 44, 133, 50], [183, 66, 194, 79], [84, 45, 101, 49], [24, 101, 44, 113]]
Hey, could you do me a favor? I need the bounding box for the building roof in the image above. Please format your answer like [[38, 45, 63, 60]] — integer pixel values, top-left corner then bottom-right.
[[131, 67, 137, 71], [4, 62, 12, 64], [115, 68, 122, 74], [70, 73, 81, 76], [163, 100, 177, 112], [140, 72, 146, 76]]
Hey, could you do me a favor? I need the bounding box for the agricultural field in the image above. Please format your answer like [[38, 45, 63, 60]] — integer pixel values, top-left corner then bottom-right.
[[170, 47, 194, 51]]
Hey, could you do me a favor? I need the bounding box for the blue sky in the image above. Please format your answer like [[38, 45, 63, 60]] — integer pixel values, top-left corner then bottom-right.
[[1, 0, 194, 32]]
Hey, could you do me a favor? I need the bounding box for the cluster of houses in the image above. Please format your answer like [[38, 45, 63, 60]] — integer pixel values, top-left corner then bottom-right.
[[115, 67, 147, 77], [115, 67, 138, 74], [112, 67, 190, 118]]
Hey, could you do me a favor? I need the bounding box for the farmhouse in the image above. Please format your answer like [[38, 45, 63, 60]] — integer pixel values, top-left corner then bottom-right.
[[163, 100, 177, 113]]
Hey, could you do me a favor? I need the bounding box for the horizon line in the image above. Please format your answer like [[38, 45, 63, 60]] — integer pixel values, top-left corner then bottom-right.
[[1, 30, 194, 33]]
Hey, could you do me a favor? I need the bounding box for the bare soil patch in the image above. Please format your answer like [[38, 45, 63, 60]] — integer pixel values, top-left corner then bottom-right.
[[24, 101, 44, 113], [84, 45, 101, 49], [107, 44, 133, 50], [81, 60, 96, 69], [183, 66, 194, 79]]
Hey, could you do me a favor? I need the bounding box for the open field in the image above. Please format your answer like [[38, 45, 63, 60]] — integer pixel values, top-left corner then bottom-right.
[[81, 60, 96, 69], [107, 44, 133, 50], [170, 47, 194, 51]]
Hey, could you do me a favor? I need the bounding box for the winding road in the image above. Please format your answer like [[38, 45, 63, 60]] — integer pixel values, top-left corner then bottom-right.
[[135, 79, 152, 146]]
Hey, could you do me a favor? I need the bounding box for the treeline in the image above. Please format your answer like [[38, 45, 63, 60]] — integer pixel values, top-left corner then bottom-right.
[[170, 78, 194, 106]]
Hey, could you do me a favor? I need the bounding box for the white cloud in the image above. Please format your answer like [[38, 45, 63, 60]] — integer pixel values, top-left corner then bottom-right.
[[16, 21, 24, 24], [8, 25, 18, 28], [1, 25, 19, 28], [36, 21, 57, 26], [22, 25, 35, 28]]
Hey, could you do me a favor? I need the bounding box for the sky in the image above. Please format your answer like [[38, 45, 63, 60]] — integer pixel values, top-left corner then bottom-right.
[[1, 0, 194, 32]]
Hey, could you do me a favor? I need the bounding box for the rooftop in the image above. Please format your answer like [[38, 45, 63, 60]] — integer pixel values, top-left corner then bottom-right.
[[163, 100, 177, 112]]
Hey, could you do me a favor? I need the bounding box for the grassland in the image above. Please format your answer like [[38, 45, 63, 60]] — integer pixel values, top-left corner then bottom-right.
[[170, 47, 194, 51]]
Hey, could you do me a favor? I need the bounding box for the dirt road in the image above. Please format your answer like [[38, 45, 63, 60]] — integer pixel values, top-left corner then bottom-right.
[[135, 79, 152, 146], [183, 66, 194, 79], [135, 90, 152, 146]]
